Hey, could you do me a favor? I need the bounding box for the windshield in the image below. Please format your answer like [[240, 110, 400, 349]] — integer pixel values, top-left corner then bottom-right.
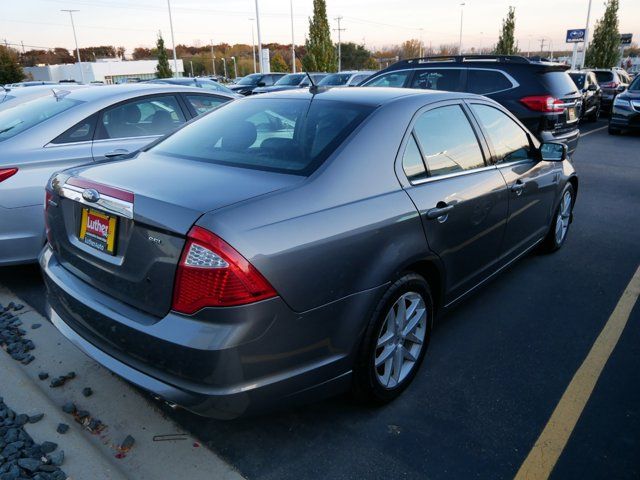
[[568, 73, 586, 89], [0, 94, 81, 142], [594, 71, 614, 83], [318, 73, 352, 86], [629, 76, 640, 91], [153, 98, 373, 175], [275, 74, 306, 86], [198, 79, 235, 95], [237, 74, 263, 86]]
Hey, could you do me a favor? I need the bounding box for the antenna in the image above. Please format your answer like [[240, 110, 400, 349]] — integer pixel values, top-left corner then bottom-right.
[[306, 72, 320, 94]]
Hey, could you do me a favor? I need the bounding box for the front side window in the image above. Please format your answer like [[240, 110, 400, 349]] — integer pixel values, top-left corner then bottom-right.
[[185, 95, 228, 115], [467, 70, 514, 94], [412, 105, 484, 177], [410, 69, 461, 91], [236, 74, 263, 86], [153, 98, 373, 175], [365, 71, 411, 88], [471, 104, 531, 163], [97, 95, 186, 139], [0, 95, 82, 143]]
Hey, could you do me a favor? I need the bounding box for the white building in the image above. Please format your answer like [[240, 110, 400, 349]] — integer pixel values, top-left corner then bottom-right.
[[24, 59, 185, 84]]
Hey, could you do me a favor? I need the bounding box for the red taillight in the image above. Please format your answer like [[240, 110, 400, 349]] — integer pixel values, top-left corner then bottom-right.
[[44, 190, 53, 244], [600, 81, 618, 89], [520, 95, 566, 113], [0, 168, 18, 183], [172, 226, 277, 314]]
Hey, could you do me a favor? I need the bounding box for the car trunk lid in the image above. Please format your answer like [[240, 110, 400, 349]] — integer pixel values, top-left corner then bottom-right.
[[47, 152, 302, 317]]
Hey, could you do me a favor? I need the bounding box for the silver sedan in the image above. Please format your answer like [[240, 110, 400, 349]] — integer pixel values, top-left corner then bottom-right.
[[0, 83, 235, 266]]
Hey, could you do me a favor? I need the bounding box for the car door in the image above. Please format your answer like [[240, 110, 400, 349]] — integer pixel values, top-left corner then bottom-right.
[[91, 94, 188, 161], [467, 101, 559, 260], [398, 101, 509, 301]]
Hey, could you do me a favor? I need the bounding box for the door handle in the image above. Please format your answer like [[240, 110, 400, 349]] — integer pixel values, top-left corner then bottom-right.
[[426, 203, 454, 220], [510, 180, 525, 195], [104, 149, 129, 158]]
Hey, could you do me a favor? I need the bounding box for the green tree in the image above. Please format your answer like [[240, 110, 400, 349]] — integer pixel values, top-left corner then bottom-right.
[[0, 46, 24, 84], [301, 0, 336, 72], [585, 0, 620, 68], [270, 52, 289, 72], [495, 6, 518, 55], [155, 33, 173, 78], [339, 42, 377, 70]]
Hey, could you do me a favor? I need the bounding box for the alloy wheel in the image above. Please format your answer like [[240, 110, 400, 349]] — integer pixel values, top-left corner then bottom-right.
[[555, 190, 572, 245], [374, 292, 427, 389]]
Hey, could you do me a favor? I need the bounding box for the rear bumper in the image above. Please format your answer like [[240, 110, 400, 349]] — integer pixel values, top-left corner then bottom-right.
[[0, 204, 44, 266], [40, 247, 382, 418]]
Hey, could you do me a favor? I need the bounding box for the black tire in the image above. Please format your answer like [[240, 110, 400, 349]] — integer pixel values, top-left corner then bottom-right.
[[352, 273, 434, 404], [541, 183, 575, 253], [608, 125, 622, 135]]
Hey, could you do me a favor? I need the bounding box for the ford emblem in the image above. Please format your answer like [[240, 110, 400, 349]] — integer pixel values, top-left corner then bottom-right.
[[82, 189, 100, 203]]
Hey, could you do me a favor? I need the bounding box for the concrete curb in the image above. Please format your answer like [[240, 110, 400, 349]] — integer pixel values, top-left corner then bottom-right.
[[0, 286, 245, 480]]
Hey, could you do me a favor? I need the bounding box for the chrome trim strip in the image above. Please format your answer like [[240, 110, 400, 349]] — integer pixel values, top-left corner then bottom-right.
[[60, 184, 134, 219], [410, 164, 498, 185], [444, 238, 543, 308]]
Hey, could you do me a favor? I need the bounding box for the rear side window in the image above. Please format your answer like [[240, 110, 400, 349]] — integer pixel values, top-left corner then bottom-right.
[[365, 71, 411, 88], [52, 114, 97, 144], [594, 71, 614, 84], [413, 104, 484, 177], [471, 104, 531, 163], [467, 70, 513, 94], [153, 98, 373, 175], [185, 95, 228, 115], [350, 74, 371, 85], [402, 134, 427, 181], [540, 72, 579, 97], [97, 95, 186, 140], [411, 69, 461, 92]]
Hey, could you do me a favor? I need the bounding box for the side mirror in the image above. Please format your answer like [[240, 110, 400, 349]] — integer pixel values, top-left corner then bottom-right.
[[540, 142, 567, 162], [257, 81, 266, 87], [588, 84, 597, 91]]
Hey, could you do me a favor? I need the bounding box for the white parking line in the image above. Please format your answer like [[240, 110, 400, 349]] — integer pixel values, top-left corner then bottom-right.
[[581, 125, 608, 137]]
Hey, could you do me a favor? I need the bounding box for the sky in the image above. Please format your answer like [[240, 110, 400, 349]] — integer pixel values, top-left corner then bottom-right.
[[2, 0, 639, 55]]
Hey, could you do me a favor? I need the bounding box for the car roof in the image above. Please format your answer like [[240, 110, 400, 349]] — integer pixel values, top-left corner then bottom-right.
[[248, 86, 476, 107], [54, 83, 235, 102]]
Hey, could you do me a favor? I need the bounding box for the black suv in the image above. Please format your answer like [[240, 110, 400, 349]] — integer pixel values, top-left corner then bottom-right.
[[227, 73, 287, 96], [362, 55, 581, 155]]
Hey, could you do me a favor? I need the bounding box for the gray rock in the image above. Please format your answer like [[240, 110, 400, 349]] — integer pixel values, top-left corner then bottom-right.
[[17, 458, 41, 472], [81, 387, 93, 398], [47, 450, 64, 467], [28, 414, 44, 424], [55, 424, 68, 435], [61, 403, 75, 415], [40, 441, 57, 454], [120, 435, 135, 450], [38, 373, 49, 381], [30, 324, 41, 330]]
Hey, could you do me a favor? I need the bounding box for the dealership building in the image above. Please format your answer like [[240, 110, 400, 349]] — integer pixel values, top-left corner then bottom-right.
[[24, 58, 185, 84]]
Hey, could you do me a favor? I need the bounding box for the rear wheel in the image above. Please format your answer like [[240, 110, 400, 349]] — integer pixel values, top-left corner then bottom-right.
[[541, 183, 574, 253], [353, 273, 433, 404]]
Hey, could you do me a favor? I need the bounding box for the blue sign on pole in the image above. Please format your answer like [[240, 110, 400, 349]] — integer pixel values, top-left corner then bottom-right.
[[566, 29, 586, 43]]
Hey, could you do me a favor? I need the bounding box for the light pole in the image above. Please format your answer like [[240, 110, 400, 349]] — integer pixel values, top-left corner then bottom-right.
[[61, 9, 84, 83], [458, 3, 465, 55], [222, 57, 227, 79], [190, 60, 194, 77], [166, 0, 179, 77], [334, 16, 345, 72], [249, 18, 257, 73], [210, 40, 216, 76], [231, 56, 238, 79], [290, 0, 296, 73], [254, 0, 263, 73], [581, 0, 593, 68], [419, 28, 424, 57]]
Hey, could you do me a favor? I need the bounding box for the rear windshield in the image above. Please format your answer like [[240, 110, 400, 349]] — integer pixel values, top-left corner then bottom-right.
[[0, 94, 81, 142], [153, 98, 373, 175], [236, 74, 263, 86], [540, 72, 579, 97], [594, 71, 614, 83], [318, 73, 352, 86], [275, 74, 306, 86]]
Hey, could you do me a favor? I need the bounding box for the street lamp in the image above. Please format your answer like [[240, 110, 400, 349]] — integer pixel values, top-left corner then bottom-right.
[[60, 9, 84, 83], [210, 40, 216, 77], [166, 0, 179, 77], [222, 57, 227, 79], [290, 0, 296, 73], [231, 56, 238, 79], [249, 18, 257, 73], [458, 3, 465, 55], [254, 0, 263, 73]]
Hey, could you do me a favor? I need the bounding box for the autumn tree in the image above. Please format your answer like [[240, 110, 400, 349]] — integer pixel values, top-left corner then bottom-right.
[[495, 6, 518, 55], [401, 39, 423, 59], [270, 52, 289, 72], [301, 0, 336, 72], [585, 0, 621, 68]]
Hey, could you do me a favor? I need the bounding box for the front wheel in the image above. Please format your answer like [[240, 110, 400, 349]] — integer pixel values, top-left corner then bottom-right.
[[541, 183, 574, 253], [352, 273, 433, 404]]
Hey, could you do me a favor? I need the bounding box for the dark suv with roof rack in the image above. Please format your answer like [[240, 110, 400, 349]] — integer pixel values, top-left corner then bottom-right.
[[362, 55, 581, 155]]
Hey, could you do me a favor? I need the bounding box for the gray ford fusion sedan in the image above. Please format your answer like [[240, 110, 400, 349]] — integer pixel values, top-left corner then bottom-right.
[[41, 87, 578, 419]]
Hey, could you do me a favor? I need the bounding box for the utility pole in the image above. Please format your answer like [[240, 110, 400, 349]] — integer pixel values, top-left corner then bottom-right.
[[458, 3, 465, 54], [249, 18, 257, 73], [538, 38, 546, 56], [190, 60, 194, 77], [20, 41, 25, 54], [166, 0, 179, 77], [231, 56, 238, 78], [290, 0, 296, 73], [210, 40, 215, 76], [581, 0, 593, 68], [222, 57, 227, 79], [254, 0, 263, 73], [334, 16, 345, 72], [61, 9, 84, 83]]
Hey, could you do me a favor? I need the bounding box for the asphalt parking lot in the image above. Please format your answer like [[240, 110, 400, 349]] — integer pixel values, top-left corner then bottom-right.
[[1, 120, 638, 479]]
